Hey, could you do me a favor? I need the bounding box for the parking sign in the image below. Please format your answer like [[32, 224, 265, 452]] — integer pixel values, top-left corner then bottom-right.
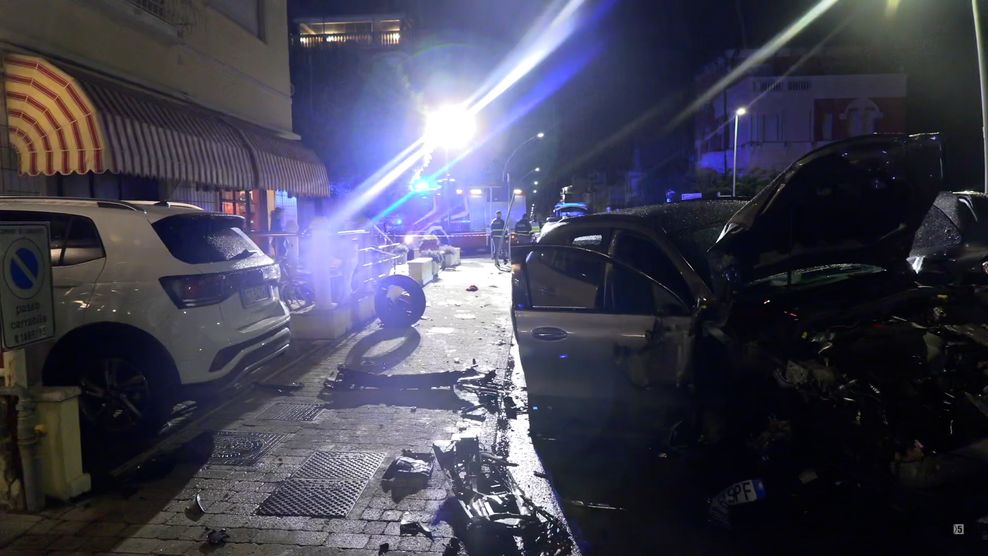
[[0, 223, 54, 349]]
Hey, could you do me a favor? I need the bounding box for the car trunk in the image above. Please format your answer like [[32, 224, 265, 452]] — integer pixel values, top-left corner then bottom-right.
[[152, 213, 285, 337]]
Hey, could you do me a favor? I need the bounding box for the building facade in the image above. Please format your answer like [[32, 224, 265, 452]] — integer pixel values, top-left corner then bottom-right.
[[694, 48, 907, 180], [0, 0, 328, 232]]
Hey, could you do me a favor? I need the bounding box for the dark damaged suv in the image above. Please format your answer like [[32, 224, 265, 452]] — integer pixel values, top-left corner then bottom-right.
[[511, 134, 988, 508]]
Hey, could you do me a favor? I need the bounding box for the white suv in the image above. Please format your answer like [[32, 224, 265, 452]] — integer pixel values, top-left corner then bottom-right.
[[0, 197, 291, 435]]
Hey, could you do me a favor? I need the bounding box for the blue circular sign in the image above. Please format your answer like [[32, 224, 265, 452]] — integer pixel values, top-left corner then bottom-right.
[[10, 247, 39, 291]]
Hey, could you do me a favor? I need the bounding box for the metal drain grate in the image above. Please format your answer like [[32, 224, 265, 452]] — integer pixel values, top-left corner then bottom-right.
[[256, 451, 385, 518], [257, 479, 367, 518], [208, 431, 284, 466], [295, 451, 386, 480], [258, 403, 325, 422]]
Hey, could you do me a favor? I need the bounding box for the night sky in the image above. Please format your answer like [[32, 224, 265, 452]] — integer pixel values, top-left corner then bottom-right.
[[289, 0, 987, 194]]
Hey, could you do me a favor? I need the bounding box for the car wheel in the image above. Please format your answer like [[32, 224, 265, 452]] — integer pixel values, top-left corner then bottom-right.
[[77, 347, 177, 437], [375, 274, 427, 327]]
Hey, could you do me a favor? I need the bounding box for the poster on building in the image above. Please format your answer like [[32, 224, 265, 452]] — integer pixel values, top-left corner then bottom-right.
[[0, 223, 54, 349]]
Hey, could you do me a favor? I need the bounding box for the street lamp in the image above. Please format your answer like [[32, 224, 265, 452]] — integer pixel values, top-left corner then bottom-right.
[[973, 0, 988, 192], [502, 132, 545, 189], [732, 107, 747, 197], [533, 180, 539, 186]]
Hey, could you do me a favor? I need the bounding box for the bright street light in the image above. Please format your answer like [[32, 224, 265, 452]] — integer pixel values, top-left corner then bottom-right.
[[537, 132, 545, 139], [424, 105, 477, 149], [513, 189, 523, 195], [732, 107, 748, 197], [533, 189, 538, 193], [535, 167, 541, 172], [533, 180, 539, 185]]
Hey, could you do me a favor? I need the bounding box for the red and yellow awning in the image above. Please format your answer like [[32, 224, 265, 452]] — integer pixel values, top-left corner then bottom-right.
[[4, 53, 108, 175], [3, 54, 329, 196]]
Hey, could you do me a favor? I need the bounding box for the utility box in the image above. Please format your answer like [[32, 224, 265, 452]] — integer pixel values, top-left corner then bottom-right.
[[36, 387, 90, 500]]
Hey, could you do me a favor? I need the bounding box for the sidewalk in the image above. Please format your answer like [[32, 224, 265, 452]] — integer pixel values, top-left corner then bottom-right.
[[0, 257, 520, 556]]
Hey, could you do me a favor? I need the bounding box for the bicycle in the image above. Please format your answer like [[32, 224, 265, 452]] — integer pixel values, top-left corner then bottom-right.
[[277, 258, 315, 313]]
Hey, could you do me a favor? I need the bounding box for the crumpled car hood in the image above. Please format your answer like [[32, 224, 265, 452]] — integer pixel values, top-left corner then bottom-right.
[[710, 133, 944, 287]]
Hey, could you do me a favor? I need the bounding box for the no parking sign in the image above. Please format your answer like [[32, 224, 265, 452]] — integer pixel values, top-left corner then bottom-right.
[[0, 223, 54, 349]]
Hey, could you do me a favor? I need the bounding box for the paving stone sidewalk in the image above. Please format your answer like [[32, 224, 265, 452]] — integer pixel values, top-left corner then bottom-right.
[[0, 257, 516, 555]]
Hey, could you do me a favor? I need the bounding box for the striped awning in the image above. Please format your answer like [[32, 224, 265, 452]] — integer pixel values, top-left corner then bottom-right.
[[3, 54, 330, 196]]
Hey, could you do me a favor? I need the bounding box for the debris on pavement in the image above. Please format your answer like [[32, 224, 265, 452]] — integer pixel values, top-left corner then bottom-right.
[[382, 450, 434, 485], [400, 518, 434, 538], [442, 537, 462, 555], [204, 528, 230, 545], [433, 432, 573, 555], [466, 285, 479, 292], [184, 493, 206, 522], [378, 542, 390, 554], [328, 366, 478, 390], [564, 499, 625, 511], [254, 380, 304, 394]]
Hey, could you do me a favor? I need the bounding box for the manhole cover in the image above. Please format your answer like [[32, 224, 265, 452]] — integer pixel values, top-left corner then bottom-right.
[[295, 451, 386, 480], [256, 451, 385, 518], [257, 479, 367, 517], [209, 431, 284, 466], [258, 403, 324, 422]]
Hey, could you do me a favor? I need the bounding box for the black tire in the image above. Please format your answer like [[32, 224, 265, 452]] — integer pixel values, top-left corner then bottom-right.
[[73, 344, 177, 438], [374, 274, 427, 327]]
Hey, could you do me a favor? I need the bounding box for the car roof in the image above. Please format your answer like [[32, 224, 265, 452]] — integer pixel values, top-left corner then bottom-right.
[[0, 197, 205, 222], [606, 199, 747, 235]]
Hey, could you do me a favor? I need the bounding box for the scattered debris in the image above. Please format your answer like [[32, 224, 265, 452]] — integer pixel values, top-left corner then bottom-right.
[[503, 395, 519, 419], [534, 471, 549, 479], [400, 519, 434, 538], [433, 432, 572, 555], [185, 493, 206, 522], [382, 451, 434, 483], [204, 528, 230, 545], [328, 367, 478, 390], [254, 381, 303, 394], [378, 542, 390, 554], [564, 499, 625, 511], [453, 357, 461, 364], [466, 285, 479, 292], [708, 478, 767, 529], [442, 537, 462, 555]]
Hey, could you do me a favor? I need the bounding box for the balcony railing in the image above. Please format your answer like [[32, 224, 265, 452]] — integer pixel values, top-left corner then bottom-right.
[[125, 0, 193, 28], [295, 31, 401, 49]]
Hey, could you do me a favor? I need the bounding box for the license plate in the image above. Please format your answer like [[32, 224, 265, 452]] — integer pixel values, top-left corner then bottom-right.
[[714, 479, 766, 508], [240, 285, 271, 307]]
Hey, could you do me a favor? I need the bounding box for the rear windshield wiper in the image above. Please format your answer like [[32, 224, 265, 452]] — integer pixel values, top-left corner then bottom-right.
[[230, 249, 257, 260]]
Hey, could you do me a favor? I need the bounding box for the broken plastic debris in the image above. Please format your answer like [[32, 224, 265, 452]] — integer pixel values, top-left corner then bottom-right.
[[400, 519, 433, 538], [184, 493, 205, 521], [254, 381, 303, 393], [466, 285, 479, 292], [442, 537, 462, 555], [378, 542, 390, 554], [565, 499, 624, 511], [205, 528, 229, 545], [382, 452, 433, 483]]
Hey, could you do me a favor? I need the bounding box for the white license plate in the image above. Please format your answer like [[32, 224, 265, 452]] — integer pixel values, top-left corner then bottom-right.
[[714, 479, 766, 508], [240, 285, 271, 307]]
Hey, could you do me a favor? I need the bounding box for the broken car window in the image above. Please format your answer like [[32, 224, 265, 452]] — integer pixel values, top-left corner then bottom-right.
[[526, 248, 605, 310]]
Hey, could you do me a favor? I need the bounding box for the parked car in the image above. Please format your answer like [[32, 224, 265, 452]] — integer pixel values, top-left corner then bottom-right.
[[0, 198, 291, 436], [511, 134, 988, 501], [910, 190, 988, 284]]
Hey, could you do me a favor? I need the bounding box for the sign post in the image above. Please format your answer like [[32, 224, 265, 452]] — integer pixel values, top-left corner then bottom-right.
[[0, 223, 54, 352]]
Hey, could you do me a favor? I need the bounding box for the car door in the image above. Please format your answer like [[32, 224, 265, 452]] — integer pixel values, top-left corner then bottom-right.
[[0, 211, 106, 341], [512, 243, 695, 437]]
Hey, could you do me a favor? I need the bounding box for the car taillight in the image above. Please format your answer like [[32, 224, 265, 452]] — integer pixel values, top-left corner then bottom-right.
[[261, 264, 281, 283], [160, 274, 233, 308]]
